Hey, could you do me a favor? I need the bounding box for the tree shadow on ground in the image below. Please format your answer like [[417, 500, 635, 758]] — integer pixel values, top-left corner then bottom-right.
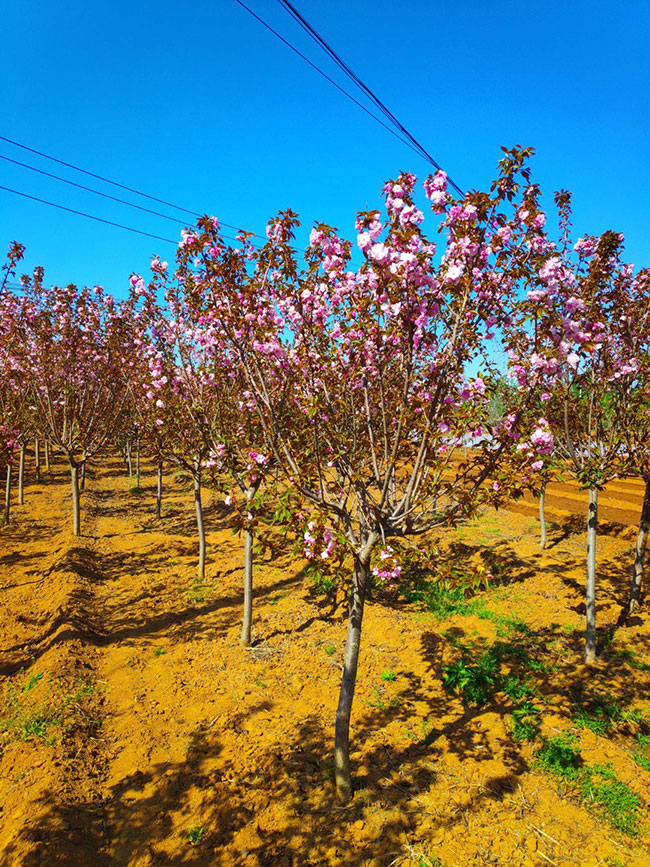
[[0, 684, 534, 867]]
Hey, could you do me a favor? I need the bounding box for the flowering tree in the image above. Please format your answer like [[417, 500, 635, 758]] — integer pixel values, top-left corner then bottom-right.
[[609, 267, 650, 612], [508, 192, 641, 662], [10, 268, 132, 534], [131, 233, 281, 645], [215, 149, 548, 800], [0, 243, 29, 524]]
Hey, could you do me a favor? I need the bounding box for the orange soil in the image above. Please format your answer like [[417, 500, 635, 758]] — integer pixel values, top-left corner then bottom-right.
[[0, 459, 649, 867]]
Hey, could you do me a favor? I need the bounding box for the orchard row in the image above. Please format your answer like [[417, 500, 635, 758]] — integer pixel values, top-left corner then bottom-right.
[[1, 146, 649, 802]]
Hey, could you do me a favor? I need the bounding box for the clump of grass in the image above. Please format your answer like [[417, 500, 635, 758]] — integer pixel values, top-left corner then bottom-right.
[[381, 669, 396, 682], [186, 826, 205, 845], [631, 733, 650, 771], [187, 578, 212, 604], [0, 674, 97, 746], [535, 733, 582, 779], [367, 686, 403, 712], [535, 735, 640, 835], [511, 700, 541, 742], [570, 688, 627, 736], [501, 674, 536, 702], [442, 652, 499, 706], [580, 763, 641, 835], [306, 564, 338, 597]]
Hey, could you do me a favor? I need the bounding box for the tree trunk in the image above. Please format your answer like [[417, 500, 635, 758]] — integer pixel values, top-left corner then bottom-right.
[[127, 440, 133, 477], [3, 463, 11, 525], [334, 533, 379, 802], [45, 439, 50, 471], [584, 487, 598, 664], [240, 488, 255, 647], [156, 460, 163, 518], [193, 461, 206, 581], [136, 438, 141, 488], [629, 478, 650, 613], [539, 479, 547, 551], [71, 462, 81, 536], [80, 460, 86, 491], [35, 438, 41, 482], [18, 444, 25, 505]]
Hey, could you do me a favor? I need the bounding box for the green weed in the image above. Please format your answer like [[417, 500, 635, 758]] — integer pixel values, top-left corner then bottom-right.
[[511, 700, 541, 742], [442, 653, 498, 706], [367, 687, 403, 711], [381, 669, 396, 682], [0, 675, 97, 745], [580, 763, 640, 835], [631, 733, 650, 771], [535, 735, 640, 835], [571, 690, 623, 736], [535, 734, 582, 779], [186, 826, 205, 845]]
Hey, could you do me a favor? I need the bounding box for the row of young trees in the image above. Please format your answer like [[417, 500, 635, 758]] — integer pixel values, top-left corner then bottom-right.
[[1, 147, 649, 800]]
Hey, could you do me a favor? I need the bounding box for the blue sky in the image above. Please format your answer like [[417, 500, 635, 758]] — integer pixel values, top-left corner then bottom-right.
[[1, 0, 649, 296]]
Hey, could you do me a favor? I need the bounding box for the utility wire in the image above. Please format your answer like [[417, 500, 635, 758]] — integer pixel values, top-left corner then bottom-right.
[[0, 184, 252, 247], [0, 134, 265, 240], [0, 185, 179, 245], [1, 154, 190, 227], [231, 0, 431, 165], [237, 0, 464, 196]]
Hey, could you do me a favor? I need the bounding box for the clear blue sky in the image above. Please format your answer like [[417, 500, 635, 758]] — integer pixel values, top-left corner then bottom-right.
[[2, 0, 649, 295]]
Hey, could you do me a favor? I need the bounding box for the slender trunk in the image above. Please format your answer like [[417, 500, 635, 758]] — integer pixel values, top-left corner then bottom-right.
[[80, 459, 86, 490], [156, 460, 163, 518], [193, 461, 206, 581], [4, 463, 11, 525], [35, 438, 41, 482], [136, 438, 141, 488], [629, 479, 650, 613], [18, 444, 25, 505], [240, 488, 255, 647], [70, 462, 81, 536], [334, 533, 378, 802], [127, 440, 133, 477], [45, 439, 50, 471], [584, 487, 598, 664], [539, 479, 547, 551]]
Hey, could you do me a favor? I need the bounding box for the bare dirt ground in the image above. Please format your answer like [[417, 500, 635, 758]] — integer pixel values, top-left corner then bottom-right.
[[1, 459, 649, 867]]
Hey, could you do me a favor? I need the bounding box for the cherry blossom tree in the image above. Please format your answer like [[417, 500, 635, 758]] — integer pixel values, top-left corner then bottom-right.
[[508, 192, 641, 662], [11, 268, 133, 534], [215, 148, 547, 800]]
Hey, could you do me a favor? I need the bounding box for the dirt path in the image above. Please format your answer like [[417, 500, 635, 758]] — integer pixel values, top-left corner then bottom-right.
[[1, 460, 650, 866]]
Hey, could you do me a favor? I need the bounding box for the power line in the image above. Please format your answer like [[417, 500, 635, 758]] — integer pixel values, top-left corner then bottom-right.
[[237, 0, 464, 197], [0, 134, 266, 241], [0, 184, 252, 246], [231, 0, 431, 166], [0, 184, 179, 245], [1, 154, 190, 227], [276, 0, 464, 193]]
